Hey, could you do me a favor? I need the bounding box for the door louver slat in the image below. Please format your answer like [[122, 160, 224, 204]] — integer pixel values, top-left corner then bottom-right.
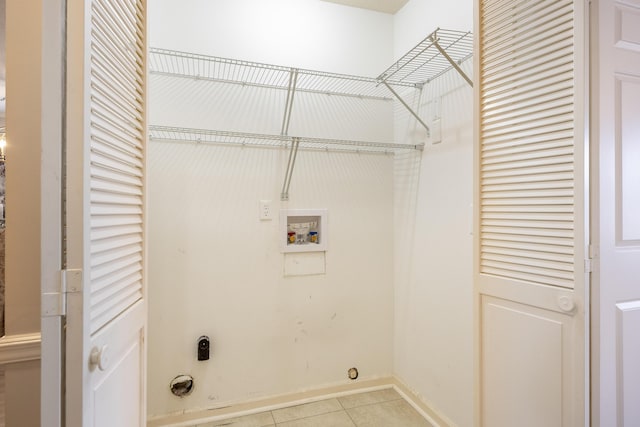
[[482, 58, 574, 96], [89, 0, 145, 334], [482, 139, 574, 159], [479, 0, 575, 289], [482, 0, 554, 27], [482, 3, 573, 53]]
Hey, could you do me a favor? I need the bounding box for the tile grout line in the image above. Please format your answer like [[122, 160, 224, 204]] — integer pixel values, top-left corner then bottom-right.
[[272, 398, 348, 426], [275, 395, 403, 426], [343, 407, 358, 427], [273, 409, 350, 426], [336, 396, 358, 427], [192, 389, 421, 427]]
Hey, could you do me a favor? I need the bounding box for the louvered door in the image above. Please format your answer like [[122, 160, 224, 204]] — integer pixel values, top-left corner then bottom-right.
[[475, 0, 587, 426], [65, 0, 147, 425]]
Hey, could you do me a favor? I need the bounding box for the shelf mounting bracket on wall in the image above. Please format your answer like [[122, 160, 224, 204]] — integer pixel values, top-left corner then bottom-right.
[[281, 137, 300, 201]]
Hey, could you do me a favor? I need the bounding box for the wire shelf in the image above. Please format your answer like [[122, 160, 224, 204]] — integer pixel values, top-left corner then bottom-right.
[[149, 126, 424, 154], [149, 48, 393, 101], [378, 28, 473, 87], [149, 28, 472, 200]]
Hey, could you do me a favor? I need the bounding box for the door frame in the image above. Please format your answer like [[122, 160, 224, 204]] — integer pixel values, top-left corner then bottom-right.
[[40, 0, 67, 426]]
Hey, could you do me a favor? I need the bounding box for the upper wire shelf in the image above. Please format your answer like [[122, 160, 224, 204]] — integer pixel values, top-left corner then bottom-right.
[[149, 48, 393, 101], [149, 126, 424, 154], [378, 28, 473, 87]]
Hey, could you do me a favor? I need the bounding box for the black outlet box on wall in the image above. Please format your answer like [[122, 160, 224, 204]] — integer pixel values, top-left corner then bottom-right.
[[197, 336, 210, 361]]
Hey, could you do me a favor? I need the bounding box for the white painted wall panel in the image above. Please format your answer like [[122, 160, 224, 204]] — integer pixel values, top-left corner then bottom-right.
[[392, 1, 474, 426], [147, 142, 394, 417], [392, 66, 474, 427], [149, 0, 394, 76], [393, 0, 473, 58]]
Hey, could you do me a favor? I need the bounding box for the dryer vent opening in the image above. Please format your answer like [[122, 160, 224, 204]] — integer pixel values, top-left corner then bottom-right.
[[170, 374, 194, 397]]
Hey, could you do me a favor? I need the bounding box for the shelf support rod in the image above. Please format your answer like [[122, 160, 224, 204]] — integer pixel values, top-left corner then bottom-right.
[[281, 69, 299, 136], [281, 137, 300, 201], [380, 81, 430, 136], [431, 38, 473, 87]]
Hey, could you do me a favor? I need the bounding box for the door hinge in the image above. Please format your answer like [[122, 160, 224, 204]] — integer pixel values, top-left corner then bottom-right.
[[584, 244, 599, 274], [42, 269, 83, 317]]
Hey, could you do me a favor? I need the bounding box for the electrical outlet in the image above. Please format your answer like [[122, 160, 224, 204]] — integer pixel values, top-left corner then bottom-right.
[[259, 200, 272, 220]]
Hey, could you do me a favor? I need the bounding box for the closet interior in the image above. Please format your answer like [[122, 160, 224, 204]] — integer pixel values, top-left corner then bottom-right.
[[147, 2, 474, 425]]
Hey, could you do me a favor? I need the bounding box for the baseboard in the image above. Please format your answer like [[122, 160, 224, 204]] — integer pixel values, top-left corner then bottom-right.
[[391, 376, 457, 427], [147, 377, 395, 427], [148, 375, 457, 427], [0, 333, 41, 365]]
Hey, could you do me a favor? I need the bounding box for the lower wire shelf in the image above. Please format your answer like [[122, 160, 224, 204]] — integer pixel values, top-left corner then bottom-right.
[[148, 125, 425, 155], [149, 125, 425, 201]]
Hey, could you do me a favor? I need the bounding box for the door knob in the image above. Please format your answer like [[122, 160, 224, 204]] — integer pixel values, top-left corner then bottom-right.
[[557, 295, 576, 313], [90, 345, 109, 371]]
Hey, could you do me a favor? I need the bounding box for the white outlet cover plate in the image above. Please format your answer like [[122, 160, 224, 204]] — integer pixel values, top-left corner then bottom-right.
[[259, 200, 273, 220]]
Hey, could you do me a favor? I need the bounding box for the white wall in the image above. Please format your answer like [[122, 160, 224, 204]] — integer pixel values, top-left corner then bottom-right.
[[393, 0, 473, 60], [392, 1, 474, 426], [148, 144, 395, 417], [148, 0, 396, 418], [149, 0, 394, 76]]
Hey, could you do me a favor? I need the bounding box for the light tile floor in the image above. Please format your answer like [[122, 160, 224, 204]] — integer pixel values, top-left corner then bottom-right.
[[195, 389, 433, 427]]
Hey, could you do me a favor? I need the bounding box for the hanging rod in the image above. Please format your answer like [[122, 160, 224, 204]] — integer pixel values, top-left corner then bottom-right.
[[148, 126, 425, 154]]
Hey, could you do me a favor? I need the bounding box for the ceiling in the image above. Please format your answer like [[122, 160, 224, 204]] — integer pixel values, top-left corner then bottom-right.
[[321, 0, 409, 14]]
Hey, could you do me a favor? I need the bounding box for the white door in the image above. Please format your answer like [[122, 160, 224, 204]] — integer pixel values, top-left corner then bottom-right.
[[591, 0, 640, 425], [65, 0, 147, 425], [475, 0, 588, 426]]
